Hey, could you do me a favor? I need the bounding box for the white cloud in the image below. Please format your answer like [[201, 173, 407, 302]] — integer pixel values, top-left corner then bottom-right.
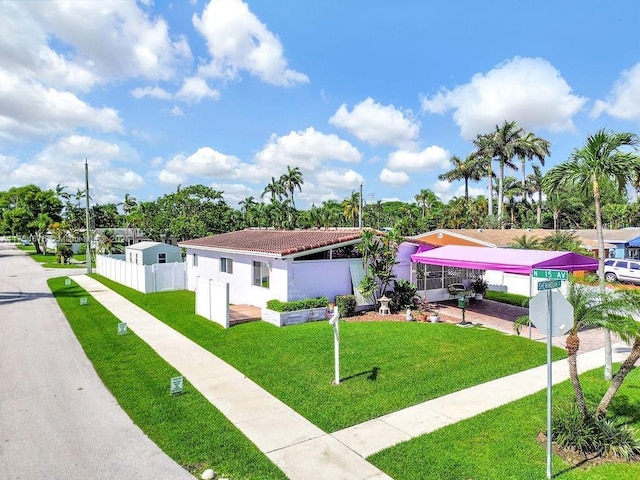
[[131, 86, 172, 100], [0, 72, 122, 140], [314, 169, 364, 190], [591, 62, 640, 121], [379, 168, 410, 185], [175, 76, 220, 103], [255, 127, 362, 171], [210, 182, 256, 206], [158, 169, 186, 186], [421, 56, 587, 139], [387, 146, 449, 171], [96, 169, 145, 191], [165, 147, 240, 177], [193, 0, 308, 86], [329, 97, 420, 147], [171, 105, 184, 116]]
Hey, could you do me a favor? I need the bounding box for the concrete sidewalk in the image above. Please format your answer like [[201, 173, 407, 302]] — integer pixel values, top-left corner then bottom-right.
[[72, 275, 391, 480], [71, 275, 635, 478]]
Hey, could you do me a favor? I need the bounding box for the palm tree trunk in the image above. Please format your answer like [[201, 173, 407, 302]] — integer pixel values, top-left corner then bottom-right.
[[498, 161, 504, 222], [594, 180, 613, 381], [596, 337, 640, 416], [488, 164, 493, 217], [566, 332, 589, 418], [464, 178, 469, 202], [537, 191, 542, 225]]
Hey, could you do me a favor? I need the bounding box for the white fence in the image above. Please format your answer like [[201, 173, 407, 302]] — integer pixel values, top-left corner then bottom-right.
[[195, 277, 230, 328], [96, 254, 186, 294]]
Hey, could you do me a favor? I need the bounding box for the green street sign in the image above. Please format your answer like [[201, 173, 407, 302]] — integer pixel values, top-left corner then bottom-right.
[[532, 269, 568, 280], [538, 280, 562, 290]]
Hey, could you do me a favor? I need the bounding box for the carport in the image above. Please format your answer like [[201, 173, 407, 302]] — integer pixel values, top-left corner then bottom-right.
[[410, 245, 598, 299]]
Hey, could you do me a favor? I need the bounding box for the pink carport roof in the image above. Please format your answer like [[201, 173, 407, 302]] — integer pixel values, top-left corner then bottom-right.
[[410, 245, 598, 275]]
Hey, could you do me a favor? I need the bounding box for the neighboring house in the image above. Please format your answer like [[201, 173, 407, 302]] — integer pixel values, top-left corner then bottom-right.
[[572, 228, 640, 259], [410, 228, 612, 257], [125, 241, 182, 265], [179, 228, 367, 308]]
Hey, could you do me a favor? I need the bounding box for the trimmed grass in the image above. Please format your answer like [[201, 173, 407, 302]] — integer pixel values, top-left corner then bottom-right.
[[91, 274, 566, 432], [17, 244, 88, 268], [48, 276, 286, 480], [369, 367, 640, 479]]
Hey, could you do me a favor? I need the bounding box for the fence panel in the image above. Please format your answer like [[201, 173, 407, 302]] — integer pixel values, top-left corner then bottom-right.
[[96, 255, 186, 294], [195, 277, 229, 328]]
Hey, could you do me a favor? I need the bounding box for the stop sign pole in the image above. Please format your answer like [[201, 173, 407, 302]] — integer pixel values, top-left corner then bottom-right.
[[530, 269, 573, 480]]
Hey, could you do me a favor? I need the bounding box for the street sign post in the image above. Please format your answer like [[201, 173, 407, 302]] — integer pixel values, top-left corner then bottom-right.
[[529, 289, 574, 479]]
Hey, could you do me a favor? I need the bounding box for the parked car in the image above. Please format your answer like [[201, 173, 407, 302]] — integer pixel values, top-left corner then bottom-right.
[[604, 259, 640, 284]]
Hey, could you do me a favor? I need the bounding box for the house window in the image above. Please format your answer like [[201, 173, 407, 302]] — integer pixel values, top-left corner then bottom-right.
[[129, 252, 133, 263], [221, 257, 233, 274], [193, 253, 198, 267], [252, 261, 269, 288], [158, 253, 167, 264]]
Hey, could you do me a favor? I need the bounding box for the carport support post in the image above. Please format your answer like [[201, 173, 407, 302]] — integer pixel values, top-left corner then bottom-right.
[[329, 306, 340, 385], [546, 287, 553, 479]]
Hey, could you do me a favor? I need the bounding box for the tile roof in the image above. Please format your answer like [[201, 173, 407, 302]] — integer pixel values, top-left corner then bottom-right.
[[179, 228, 365, 257]]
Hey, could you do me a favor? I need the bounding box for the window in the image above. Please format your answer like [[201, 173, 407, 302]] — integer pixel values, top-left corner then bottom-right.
[[631, 262, 640, 270], [192, 253, 198, 267], [158, 253, 167, 264], [221, 257, 233, 274], [252, 261, 269, 288], [615, 261, 628, 268]]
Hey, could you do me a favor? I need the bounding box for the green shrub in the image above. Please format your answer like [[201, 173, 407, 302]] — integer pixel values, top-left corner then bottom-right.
[[389, 279, 418, 312], [77, 243, 87, 255], [553, 402, 640, 460], [266, 297, 329, 312], [55, 243, 74, 264], [335, 294, 356, 318], [485, 290, 529, 307]]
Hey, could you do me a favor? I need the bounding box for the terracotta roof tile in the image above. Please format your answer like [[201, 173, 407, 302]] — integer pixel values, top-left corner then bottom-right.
[[179, 228, 364, 257]]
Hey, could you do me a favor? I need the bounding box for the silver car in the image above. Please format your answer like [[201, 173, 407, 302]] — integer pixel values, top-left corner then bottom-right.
[[604, 259, 640, 284]]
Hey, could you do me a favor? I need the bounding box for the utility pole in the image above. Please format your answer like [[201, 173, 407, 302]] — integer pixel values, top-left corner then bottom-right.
[[358, 183, 363, 229], [85, 159, 92, 274]]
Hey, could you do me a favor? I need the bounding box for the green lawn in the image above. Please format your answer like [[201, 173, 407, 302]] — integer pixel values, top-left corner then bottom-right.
[[369, 367, 640, 480], [18, 244, 88, 268], [48, 276, 286, 480], [90, 274, 566, 432]]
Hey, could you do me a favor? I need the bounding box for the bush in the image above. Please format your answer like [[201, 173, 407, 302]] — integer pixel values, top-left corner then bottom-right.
[[485, 290, 529, 308], [335, 295, 356, 318], [77, 243, 87, 255], [553, 402, 640, 460], [55, 243, 74, 264], [266, 297, 328, 312], [389, 279, 418, 313]]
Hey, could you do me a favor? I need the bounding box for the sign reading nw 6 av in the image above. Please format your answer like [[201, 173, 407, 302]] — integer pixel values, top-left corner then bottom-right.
[[532, 269, 568, 280]]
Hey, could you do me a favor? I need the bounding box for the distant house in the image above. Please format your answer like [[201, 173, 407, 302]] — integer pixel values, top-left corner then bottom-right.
[[179, 229, 367, 308], [125, 241, 182, 265]]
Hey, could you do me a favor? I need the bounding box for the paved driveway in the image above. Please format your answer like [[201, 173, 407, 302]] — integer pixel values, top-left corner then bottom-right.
[[0, 244, 193, 480]]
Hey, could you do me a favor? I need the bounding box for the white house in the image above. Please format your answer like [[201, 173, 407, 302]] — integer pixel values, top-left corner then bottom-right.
[[179, 228, 368, 308], [125, 241, 182, 265]]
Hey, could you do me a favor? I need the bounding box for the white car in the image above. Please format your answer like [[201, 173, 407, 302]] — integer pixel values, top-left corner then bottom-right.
[[604, 259, 640, 284]]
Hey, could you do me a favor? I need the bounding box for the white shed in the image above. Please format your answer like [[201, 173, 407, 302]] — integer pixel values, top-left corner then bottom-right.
[[125, 241, 182, 265]]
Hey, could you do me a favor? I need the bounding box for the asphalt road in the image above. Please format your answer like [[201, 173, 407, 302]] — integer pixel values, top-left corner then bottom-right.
[[0, 243, 193, 480]]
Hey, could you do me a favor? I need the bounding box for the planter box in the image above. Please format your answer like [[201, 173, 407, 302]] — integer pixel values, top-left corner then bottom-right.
[[261, 307, 328, 327]]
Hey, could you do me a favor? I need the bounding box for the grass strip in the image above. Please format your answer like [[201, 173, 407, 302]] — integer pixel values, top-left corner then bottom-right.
[[18, 244, 87, 268], [48, 276, 286, 480], [91, 274, 566, 432], [369, 367, 640, 480]]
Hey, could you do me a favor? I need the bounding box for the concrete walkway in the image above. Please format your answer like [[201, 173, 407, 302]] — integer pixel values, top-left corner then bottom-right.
[[72, 275, 391, 480], [71, 275, 635, 479]]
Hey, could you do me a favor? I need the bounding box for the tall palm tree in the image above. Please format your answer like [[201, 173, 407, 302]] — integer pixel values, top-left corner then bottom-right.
[[438, 154, 483, 202], [517, 131, 551, 191], [527, 165, 545, 224], [261, 176, 286, 203], [487, 120, 524, 220], [342, 191, 360, 227], [544, 129, 640, 380], [279, 166, 304, 210], [471, 135, 497, 216], [414, 189, 437, 217], [239, 196, 257, 227]]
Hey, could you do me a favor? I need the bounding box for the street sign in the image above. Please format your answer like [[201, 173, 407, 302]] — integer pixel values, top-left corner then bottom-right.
[[537, 280, 562, 290], [532, 269, 568, 280], [529, 290, 574, 337]]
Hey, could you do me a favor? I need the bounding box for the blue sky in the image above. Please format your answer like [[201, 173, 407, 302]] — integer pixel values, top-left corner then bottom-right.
[[1, 0, 639, 209]]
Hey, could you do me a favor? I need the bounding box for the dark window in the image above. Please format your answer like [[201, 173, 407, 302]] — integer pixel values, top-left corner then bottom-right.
[[193, 253, 198, 267], [252, 261, 269, 288], [221, 257, 234, 274], [158, 253, 167, 264], [615, 261, 628, 268]]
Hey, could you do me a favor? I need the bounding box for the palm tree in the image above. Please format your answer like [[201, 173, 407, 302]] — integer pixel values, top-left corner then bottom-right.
[[508, 234, 542, 249], [342, 191, 360, 227], [527, 165, 545, 224], [472, 135, 497, 216], [438, 154, 483, 202], [487, 121, 524, 220], [543, 129, 640, 380], [261, 176, 286, 203], [279, 166, 304, 210], [541, 230, 584, 253], [517, 131, 551, 191], [239, 196, 257, 227], [414, 189, 437, 217]]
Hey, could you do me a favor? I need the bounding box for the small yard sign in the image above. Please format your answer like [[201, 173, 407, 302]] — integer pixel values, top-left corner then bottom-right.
[[170, 376, 183, 395], [532, 269, 568, 280], [65, 278, 71, 286], [537, 280, 562, 291], [80, 297, 88, 306], [117, 322, 128, 335]]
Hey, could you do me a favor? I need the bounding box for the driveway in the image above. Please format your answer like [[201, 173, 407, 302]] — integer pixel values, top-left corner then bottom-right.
[[0, 244, 193, 480]]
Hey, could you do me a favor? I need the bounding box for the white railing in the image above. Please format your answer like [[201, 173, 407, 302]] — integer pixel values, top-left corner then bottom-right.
[[96, 255, 186, 294]]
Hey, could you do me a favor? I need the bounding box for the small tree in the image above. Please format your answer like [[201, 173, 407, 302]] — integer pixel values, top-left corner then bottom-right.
[[357, 229, 402, 302]]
